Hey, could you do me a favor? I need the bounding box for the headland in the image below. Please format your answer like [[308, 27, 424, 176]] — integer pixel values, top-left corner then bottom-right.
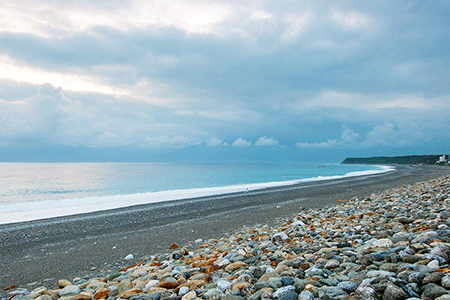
[[342, 154, 449, 165]]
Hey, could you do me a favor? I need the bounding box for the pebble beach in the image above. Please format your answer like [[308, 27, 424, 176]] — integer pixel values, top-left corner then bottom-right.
[[2, 166, 450, 300]]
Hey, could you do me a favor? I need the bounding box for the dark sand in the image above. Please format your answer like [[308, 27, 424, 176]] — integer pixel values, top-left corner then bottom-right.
[[1, 165, 449, 290]]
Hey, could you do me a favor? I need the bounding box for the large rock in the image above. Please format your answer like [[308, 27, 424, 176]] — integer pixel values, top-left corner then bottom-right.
[[353, 286, 377, 300], [59, 286, 81, 297], [317, 286, 347, 298], [382, 283, 408, 300], [224, 261, 247, 273], [422, 283, 449, 300], [337, 281, 358, 293]]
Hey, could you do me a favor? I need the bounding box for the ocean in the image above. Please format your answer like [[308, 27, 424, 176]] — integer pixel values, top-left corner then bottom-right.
[[0, 162, 393, 224]]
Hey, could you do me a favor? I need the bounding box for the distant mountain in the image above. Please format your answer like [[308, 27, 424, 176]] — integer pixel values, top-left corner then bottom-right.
[[341, 155, 446, 165]]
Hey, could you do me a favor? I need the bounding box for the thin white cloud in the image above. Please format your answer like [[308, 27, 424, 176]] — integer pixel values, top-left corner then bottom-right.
[[198, 110, 253, 122], [290, 90, 441, 114], [281, 12, 313, 42], [360, 123, 404, 147], [255, 136, 280, 147], [232, 138, 251, 148], [394, 61, 428, 76], [250, 10, 272, 21], [330, 10, 374, 31], [296, 139, 339, 149], [340, 125, 359, 146], [207, 137, 227, 147], [0, 0, 232, 37], [296, 125, 359, 149], [97, 132, 120, 146], [143, 135, 200, 148], [0, 56, 172, 105], [0, 55, 127, 96], [296, 122, 423, 150], [374, 97, 429, 109], [175, 109, 267, 124]]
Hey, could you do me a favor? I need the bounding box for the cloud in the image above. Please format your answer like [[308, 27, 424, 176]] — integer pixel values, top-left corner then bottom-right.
[[291, 91, 433, 113], [0, 55, 123, 95], [197, 110, 266, 123], [232, 138, 251, 148], [296, 125, 359, 149], [143, 135, 200, 148], [0, 83, 204, 149], [360, 123, 410, 147], [0, 0, 449, 159], [295, 139, 339, 149], [281, 12, 313, 42], [330, 10, 374, 32], [0, 55, 171, 105], [340, 125, 359, 146], [0, 0, 232, 37], [255, 136, 280, 147], [0, 83, 158, 148], [207, 137, 228, 147], [0, 84, 89, 146], [296, 122, 423, 150]]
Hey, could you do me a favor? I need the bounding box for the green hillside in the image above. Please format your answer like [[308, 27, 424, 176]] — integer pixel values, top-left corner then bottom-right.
[[341, 155, 446, 165]]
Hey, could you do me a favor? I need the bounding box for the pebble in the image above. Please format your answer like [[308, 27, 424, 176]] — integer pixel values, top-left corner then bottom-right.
[[217, 280, 231, 291], [124, 254, 134, 261], [337, 281, 358, 293], [3, 175, 450, 300], [58, 285, 80, 296]]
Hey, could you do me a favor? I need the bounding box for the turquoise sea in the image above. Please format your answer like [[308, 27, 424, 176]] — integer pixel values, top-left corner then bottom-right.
[[0, 162, 393, 224]]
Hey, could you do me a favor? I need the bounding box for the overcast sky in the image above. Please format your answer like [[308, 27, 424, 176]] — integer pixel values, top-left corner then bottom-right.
[[0, 0, 449, 162]]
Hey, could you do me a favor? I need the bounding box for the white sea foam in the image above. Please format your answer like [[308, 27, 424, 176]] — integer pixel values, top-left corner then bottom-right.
[[0, 165, 394, 225]]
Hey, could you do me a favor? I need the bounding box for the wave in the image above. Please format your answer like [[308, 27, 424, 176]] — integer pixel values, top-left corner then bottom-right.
[[0, 165, 394, 225]]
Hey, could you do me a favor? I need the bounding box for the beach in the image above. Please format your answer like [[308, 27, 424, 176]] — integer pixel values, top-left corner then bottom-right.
[[1, 164, 449, 296]]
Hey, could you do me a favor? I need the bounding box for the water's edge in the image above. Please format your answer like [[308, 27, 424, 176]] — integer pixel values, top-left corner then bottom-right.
[[0, 165, 393, 225]]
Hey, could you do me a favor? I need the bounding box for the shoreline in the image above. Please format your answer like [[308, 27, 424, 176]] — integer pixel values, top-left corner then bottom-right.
[[1, 164, 449, 291], [0, 164, 392, 225]]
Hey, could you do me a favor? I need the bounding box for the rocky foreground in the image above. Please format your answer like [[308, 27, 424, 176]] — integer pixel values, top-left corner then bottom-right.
[[4, 175, 450, 300]]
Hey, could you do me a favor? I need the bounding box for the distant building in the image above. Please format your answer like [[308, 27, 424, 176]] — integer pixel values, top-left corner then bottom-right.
[[437, 155, 449, 164]]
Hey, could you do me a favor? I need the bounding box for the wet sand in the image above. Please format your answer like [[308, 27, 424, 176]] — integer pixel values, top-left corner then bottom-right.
[[0, 164, 448, 290]]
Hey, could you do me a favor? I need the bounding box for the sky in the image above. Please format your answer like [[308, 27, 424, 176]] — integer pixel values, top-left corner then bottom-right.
[[0, 0, 449, 162]]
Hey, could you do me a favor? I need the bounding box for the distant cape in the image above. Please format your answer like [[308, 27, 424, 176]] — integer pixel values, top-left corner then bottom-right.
[[341, 155, 447, 165]]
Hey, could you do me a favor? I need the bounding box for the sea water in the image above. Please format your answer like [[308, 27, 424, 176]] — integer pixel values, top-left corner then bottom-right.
[[0, 162, 393, 224]]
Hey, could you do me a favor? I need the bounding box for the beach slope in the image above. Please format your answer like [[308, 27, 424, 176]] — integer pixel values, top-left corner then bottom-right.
[[0, 165, 448, 290]]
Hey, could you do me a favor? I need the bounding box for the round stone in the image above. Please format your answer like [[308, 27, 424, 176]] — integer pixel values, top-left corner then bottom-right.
[[383, 283, 408, 300], [442, 275, 450, 289], [372, 238, 393, 248], [427, 259, 440, 270], [203, 288, 224, 298], [272, 286, 295, 299], [278, 291, 298, 300], [408, 272, 426, 284], [181, 291, 197, 300], [280, 277, 295, 286], [298, 290, 315, 300], [324, 259, 340, 269], [422, 283, 449, 299], [59, 285, 81, 296], [124, 254, 134, 260], [58, 279, 72, 287], [217, 280, 231, 291], [337, 281, 358, 293], [178, 286, 190, 296]]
